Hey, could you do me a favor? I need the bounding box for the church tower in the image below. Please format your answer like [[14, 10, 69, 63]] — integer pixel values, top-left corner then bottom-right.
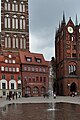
[[1, 0, 29, 52], [55, 14, 80, 96]]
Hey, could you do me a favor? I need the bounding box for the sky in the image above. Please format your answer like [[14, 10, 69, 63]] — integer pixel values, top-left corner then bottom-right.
[[0, 0, 80, 61], [28, 0, 80, 61]]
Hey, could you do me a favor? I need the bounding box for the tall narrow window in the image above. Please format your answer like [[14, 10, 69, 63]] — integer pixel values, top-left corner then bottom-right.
[[2, 83, 6, 89], [5, 37, 8, 48], [5, 15, 10, 28], [5, 2, 7, 10], [20, 38, 23, 48], [23, 38, 26, 49], [8, 37, 11, 48], [20, 2, 25, 12], [2, 74, 5, 79], [12, 15, 18, 29], [68, 65, 76, 75], [20, 16, 25, 29], [13, 36, 18, 48], [8, 3, 10, 11], [16, 38, 18, 48], [5, 17, 7, 28], [13, 37, 16, 48], [8, 18, 10, 28], [11, 83, 14, 89]]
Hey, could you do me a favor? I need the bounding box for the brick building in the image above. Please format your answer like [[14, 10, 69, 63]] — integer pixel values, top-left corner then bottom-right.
[[19, 51, 49, 97], [55, 14, 80, 96], [0, 0, 49, 97], [1, 0, 29, 51]]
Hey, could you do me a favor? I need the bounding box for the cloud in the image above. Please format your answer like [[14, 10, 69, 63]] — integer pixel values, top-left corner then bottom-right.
[[29, 0, 80, 61], [30, 33, 55, 61]]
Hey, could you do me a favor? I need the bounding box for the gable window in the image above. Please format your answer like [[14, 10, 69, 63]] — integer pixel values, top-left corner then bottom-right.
[[9, 54, 12, 58], [1, 66, 4, 71], [5, 67, 8, 71], [35, 58, 41, 63], [13, 67, 16, 72], [13, 60, 15, 63], [16, 68, 19, 72], [26, 57, 32, 62], [9, 67, 12, 71], [5, 59, 8, 63]]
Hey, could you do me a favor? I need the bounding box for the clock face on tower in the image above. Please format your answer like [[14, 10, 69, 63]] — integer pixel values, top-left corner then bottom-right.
[[67, 26, 73, 34]]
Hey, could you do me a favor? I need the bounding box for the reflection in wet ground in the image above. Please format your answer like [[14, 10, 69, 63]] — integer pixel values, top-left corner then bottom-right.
[[0, 102, 80, 120]]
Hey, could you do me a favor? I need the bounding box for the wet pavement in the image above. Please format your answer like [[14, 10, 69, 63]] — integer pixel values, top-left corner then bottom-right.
[[0, 102, 80, 120], [0, 96, 80, 120]]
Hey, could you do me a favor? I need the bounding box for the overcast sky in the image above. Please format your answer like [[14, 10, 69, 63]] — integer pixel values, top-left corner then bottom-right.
[[0, 0, 80, 61], [28, 0, 80, 61]]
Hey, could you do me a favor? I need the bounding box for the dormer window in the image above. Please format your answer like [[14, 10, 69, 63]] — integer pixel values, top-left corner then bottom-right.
[[13, 60, 15, 63], [26, 57, 32, 62], [9, 55, 12, 58], [5, 59, 8, 63], [35, 58, 41, 63]]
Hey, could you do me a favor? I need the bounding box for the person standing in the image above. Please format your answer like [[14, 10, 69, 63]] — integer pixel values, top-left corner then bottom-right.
[[16, 92, 17, 99]]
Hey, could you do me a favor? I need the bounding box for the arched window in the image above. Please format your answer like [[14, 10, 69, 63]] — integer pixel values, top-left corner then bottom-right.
[[20, 16, 25, 29], [12, 35, 18, 48], [41, 87, 46, 94], [68, 63, 76, 75], [33, 87, 39, 94], [20, 36, 26, 49], [5, 35, 11, 48], [1, 80, 7, 89], [9, 80, 16, 89], [5, 1, 10, 11], [12, 1, 18, 11], [5, 14, 10, 28], [12, 15, 18, 29], [20, 2, 25, 12], [25, 86, 31, 95]]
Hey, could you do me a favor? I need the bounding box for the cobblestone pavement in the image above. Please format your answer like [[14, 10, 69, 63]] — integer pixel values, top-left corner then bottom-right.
[[0, 96, 80, 107]]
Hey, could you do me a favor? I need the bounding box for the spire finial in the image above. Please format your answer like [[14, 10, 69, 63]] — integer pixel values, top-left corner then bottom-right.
[[75, 14, 78, 26], [62, 11, 65, 24], [59, 21, 60, 29]]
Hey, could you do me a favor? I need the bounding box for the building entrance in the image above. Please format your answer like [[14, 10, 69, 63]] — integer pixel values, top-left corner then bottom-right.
[[70, 82, 77, 92]]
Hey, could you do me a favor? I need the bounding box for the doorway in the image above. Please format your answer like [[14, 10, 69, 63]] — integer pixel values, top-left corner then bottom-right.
[[70, 82, 77, 92]]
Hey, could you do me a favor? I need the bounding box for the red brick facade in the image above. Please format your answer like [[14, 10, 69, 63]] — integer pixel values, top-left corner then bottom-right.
[[19, 51, 49, 97], [55, 15, 80, 96], [0, 0, 49, 97], [1, 0, 29, 51]]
